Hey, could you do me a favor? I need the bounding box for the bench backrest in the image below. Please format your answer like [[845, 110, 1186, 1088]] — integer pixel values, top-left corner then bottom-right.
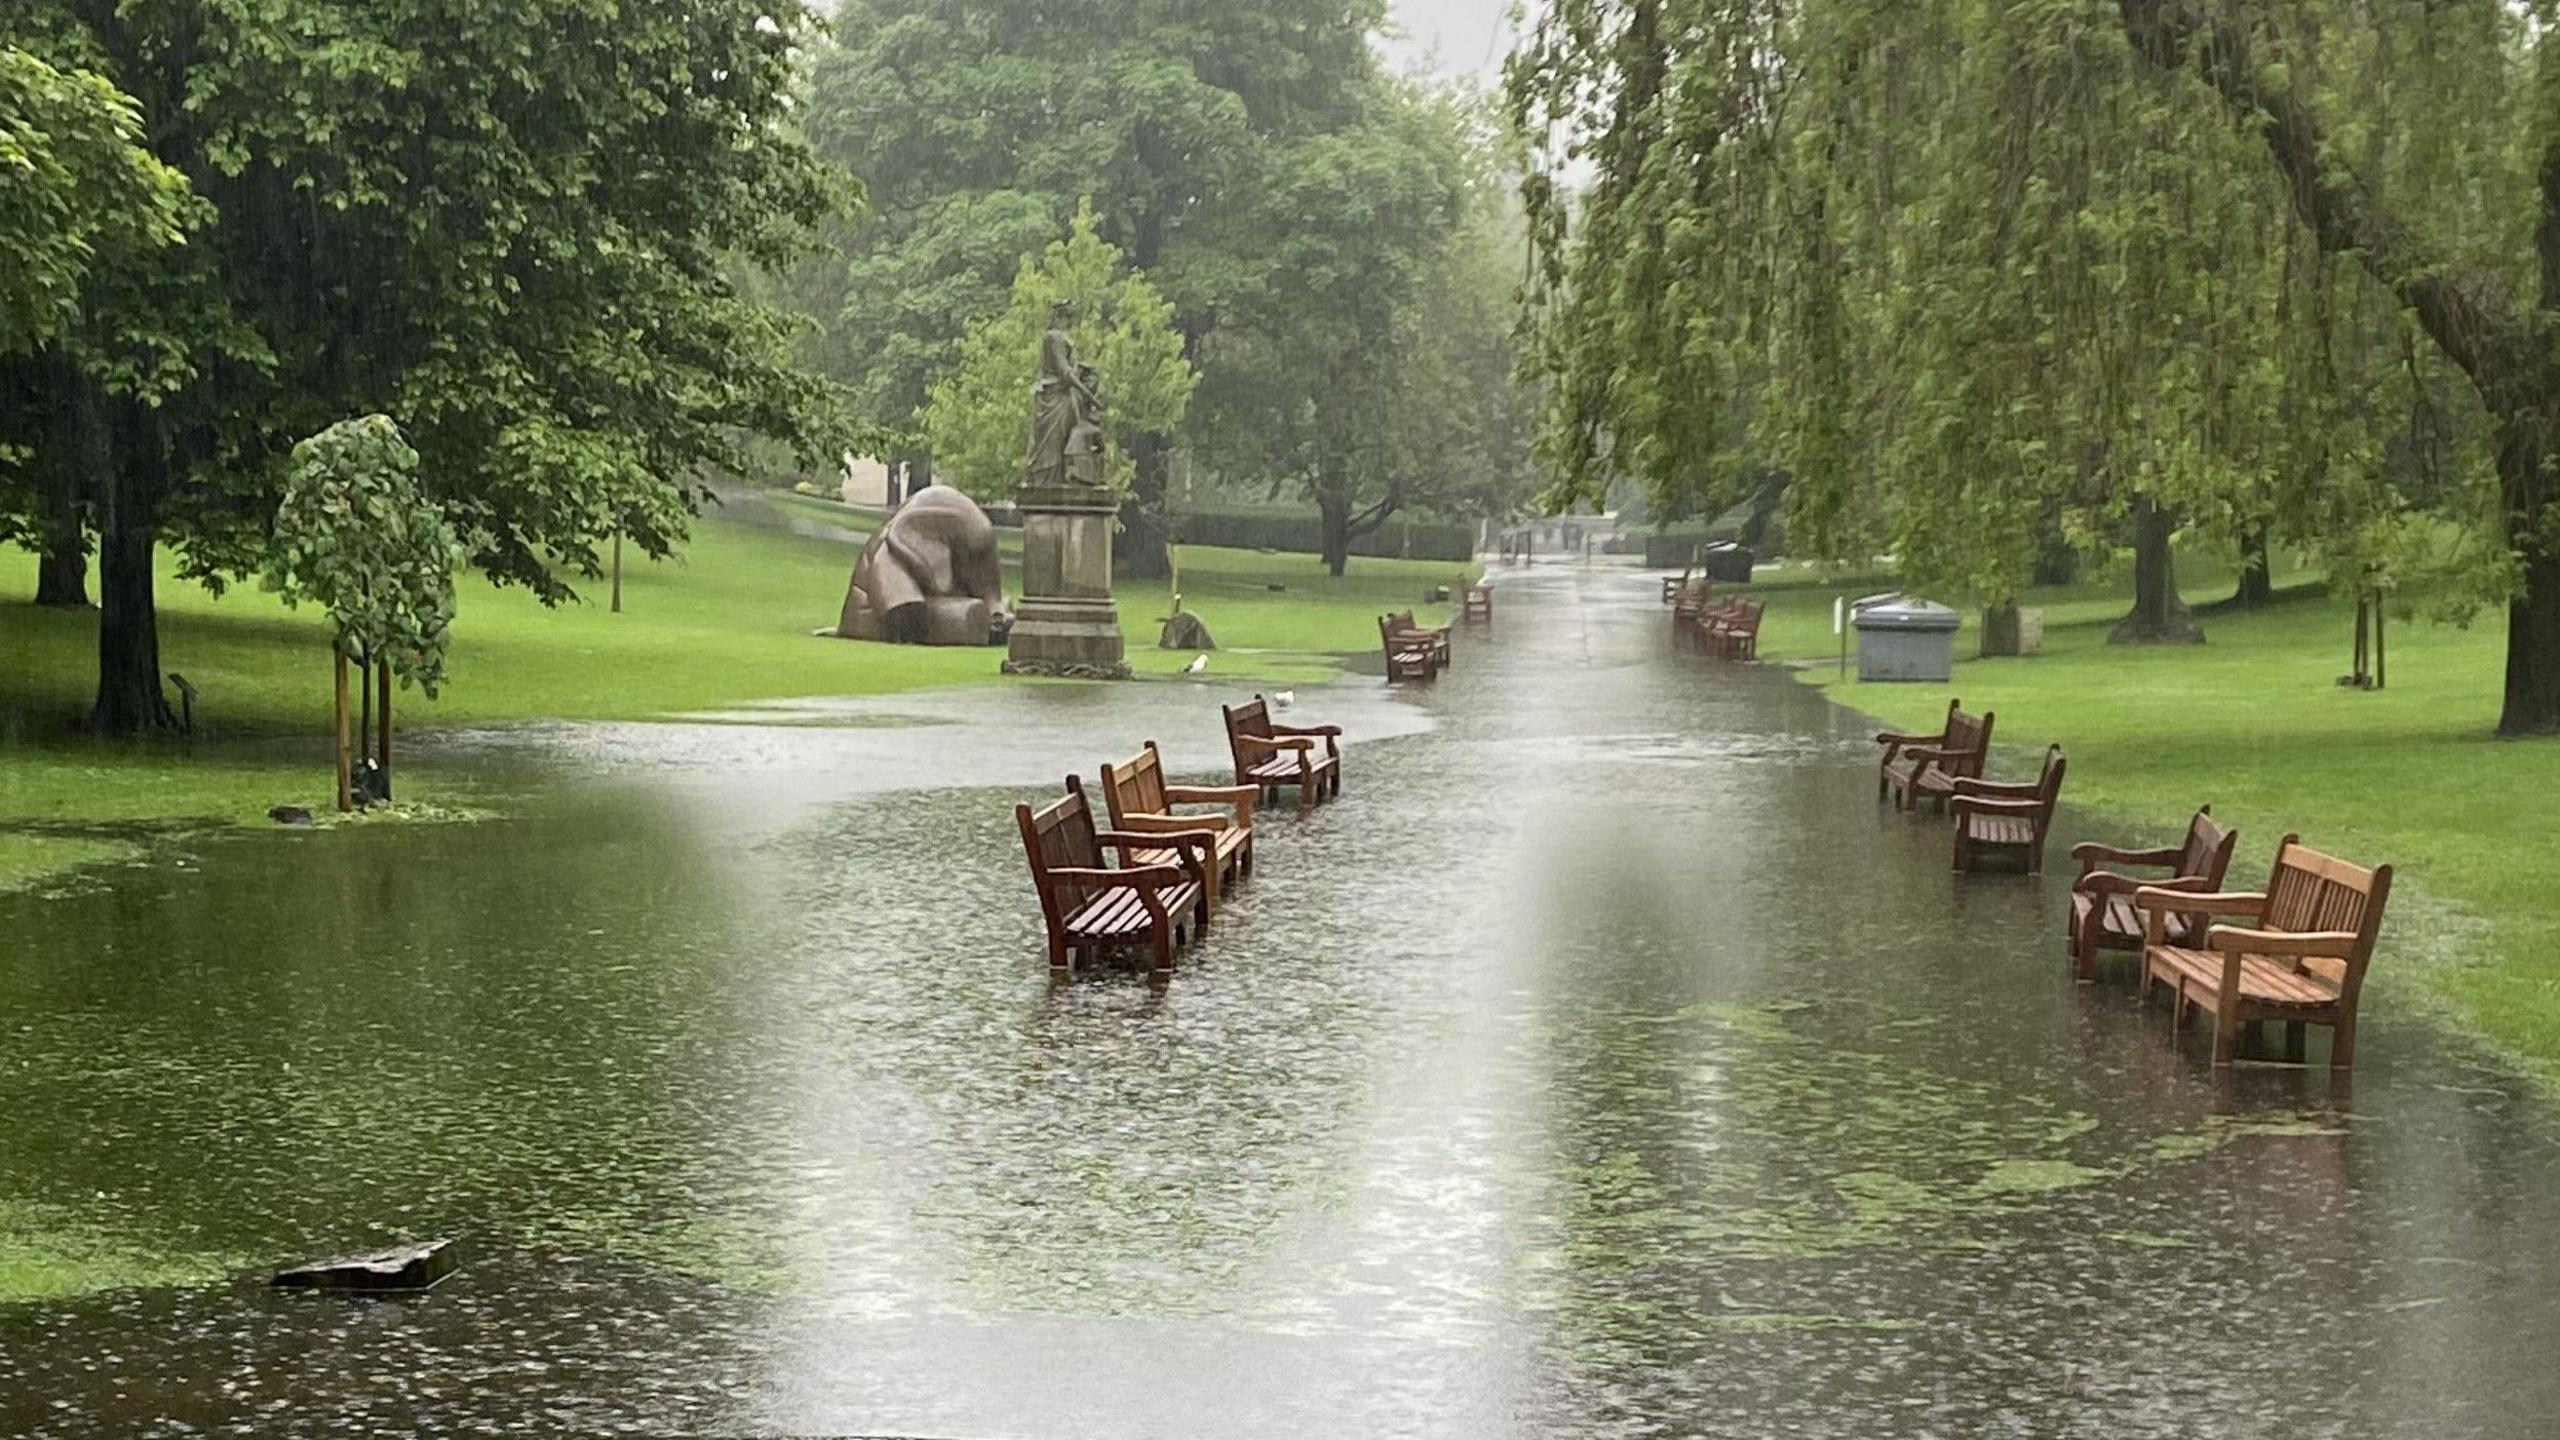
[[1224, 695, 1273, 754], [2179, 808, 2240, 887], [2026, 744, 2066, 831], [1018, 782, 1107, 922], [1943, 708, 1994, 777], [1098, 742, 1169, 827], [2262, 838, 2393, 1000]]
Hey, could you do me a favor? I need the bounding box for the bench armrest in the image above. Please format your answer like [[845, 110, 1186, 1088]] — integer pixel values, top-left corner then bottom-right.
[[1954, 795, 2044, 816], [1236, 734, 1315, 755], [2132, 888, 2267, 917], [2072, 841, 2180, 868], [1098, 828, 1216, 860], [2205, 926, 2361, 958], [1950, 776, 2040, 798], [2078, 871, 2210, 898], [1271, 723, 1343, 738], [1164, 784, 1258, 825], [1876, 729, 1949, 747], [1117, 811, 1233, 835]]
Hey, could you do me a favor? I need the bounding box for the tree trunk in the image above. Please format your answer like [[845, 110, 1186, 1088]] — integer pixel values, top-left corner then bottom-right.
[[91, 481, 175, 734], [1980, 601, 2024, 657], [35, 540, 89, 608], [1113, 431, 1172, 581], [2498, 467, 2560, 735], [32, 354, 92, 607], [2109, 495, 2203, 645], [2232, 524, 2276, 608], [1319, 499, 1352, 578]]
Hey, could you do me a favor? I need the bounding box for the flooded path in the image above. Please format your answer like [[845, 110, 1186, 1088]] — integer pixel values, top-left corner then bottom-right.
[[5, 565, 2559, 1437]]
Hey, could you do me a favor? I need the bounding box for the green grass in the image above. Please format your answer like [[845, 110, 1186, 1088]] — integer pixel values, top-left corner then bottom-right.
[[1726, 553, 2560, 1079], [0, 515, 1468, 888]]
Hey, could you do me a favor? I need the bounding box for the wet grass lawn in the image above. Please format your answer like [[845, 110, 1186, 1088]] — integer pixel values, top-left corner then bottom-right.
[[0, 513, 1469, 889], [1724, 557, 2560, 1081]]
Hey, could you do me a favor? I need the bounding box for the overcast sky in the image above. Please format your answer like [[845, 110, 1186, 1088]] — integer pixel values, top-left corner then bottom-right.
[[1381, 0, 1516, 80]]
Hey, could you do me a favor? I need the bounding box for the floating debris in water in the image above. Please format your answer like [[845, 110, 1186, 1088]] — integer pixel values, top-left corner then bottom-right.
[[272, 1239, 459, 1293]]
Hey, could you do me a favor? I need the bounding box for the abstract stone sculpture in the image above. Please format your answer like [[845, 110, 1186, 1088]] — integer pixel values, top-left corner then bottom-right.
[[821, 485, 1010, 646]]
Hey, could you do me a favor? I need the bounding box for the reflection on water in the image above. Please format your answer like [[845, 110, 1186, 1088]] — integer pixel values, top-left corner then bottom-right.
[[4, 567, 2559, 1437]]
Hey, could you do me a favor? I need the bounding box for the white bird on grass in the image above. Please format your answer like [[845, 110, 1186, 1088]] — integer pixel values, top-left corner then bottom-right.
[[1272, 690, 1295, 710], [1184, 654, 1209, 675]]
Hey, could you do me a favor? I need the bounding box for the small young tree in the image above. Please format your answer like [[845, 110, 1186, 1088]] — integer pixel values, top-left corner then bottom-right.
[[265, 416, 458, 810], [922, 201, 1197, 503]]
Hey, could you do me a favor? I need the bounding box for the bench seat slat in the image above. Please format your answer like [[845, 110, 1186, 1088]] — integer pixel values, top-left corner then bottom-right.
[[2149, 946, 2342, 1008]]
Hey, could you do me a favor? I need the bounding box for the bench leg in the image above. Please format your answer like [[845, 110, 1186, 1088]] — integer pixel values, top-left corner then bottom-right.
[[2211, 1009, 2239, 1067], [1047, 935, 1069, 972], [1153, 924, 1177, 976], [2329, 1016, 2356, 1070]]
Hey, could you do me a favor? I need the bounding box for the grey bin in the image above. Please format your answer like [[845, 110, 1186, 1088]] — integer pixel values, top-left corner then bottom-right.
[[1700, 542, 1755, 584], [1852, 595, 1961, 683]]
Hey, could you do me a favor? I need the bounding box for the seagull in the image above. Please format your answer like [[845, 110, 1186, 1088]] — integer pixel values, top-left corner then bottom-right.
[[1184, 654, 1208, 675], [1272, 690, 1295, 710]]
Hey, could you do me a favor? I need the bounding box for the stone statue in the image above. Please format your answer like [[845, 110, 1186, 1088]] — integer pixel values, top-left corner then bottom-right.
[[1006, 300, 1130, 677], [820, 485, 1010, 646], [1027, 300, 1107, 490]]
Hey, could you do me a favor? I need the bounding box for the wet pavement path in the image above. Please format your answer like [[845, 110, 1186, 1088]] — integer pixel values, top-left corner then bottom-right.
[[5, 565, 2560, 1437]]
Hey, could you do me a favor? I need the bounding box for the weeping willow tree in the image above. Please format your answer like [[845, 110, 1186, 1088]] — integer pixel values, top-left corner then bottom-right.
[[1512, 0, 2560, 733]]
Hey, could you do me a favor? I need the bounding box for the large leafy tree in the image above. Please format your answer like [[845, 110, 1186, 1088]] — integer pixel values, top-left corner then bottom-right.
[[2, 0, 849, 733], [1514, 0, 2560, 731], [806, 0, 1392, 577], [1195, 84, 1518, 574], [922, 203, 1197, 501], [0, 44, 189, 608]]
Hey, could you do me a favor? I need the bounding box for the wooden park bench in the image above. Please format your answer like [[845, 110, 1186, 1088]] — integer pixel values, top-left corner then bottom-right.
[[1097, 742, 1256, 908], [1671, 579, 1711, 626], [1877, 701, 1994, 812], [1950, 744, 2065, 874], [2067, 808, 2238, 982], [1017, 781, 1212, 975], [1380, 615, 1439, 683], [1462, 583, 1493, 625], [1386, 610, 1453, 670], [1700, 597, 1764, 660], [1223, 694, 1343, 810], [2134, 837, 2394, 1069]]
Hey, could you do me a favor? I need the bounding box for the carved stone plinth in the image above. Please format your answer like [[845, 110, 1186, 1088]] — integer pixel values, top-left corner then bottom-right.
[[1005, 483, 1129, 679]]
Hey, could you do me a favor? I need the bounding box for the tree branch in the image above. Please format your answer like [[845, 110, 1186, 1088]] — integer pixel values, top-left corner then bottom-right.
[[2115, 0, 2521, 386]]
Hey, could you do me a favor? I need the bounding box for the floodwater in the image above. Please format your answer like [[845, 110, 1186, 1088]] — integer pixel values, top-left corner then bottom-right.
[[4, 565, 2558, 1438]]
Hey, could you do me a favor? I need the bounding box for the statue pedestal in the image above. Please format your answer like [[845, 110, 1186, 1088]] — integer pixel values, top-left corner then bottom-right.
[[1004, 483, 1130, 679]]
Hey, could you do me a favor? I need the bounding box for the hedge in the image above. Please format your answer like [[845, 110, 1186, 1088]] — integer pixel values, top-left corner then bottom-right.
[[1173, 508, 1476, 562]]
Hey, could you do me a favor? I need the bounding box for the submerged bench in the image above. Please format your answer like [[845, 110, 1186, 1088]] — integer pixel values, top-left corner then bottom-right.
[[1462, 583, 1494, 625], [2136, 837, 2393, 1069], [1878, 700, 1993, 813], [2068, 809, 2238, 982], [1018, 780, 1212, 975], [1698, 597, 1764, 660], [1380, 614, 1439, 683], [1223, 695, 1343, 810], [1385, 610, 1452, 670], [1099, 740, 1256, 908], [1950, 744, 2064, 874]]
